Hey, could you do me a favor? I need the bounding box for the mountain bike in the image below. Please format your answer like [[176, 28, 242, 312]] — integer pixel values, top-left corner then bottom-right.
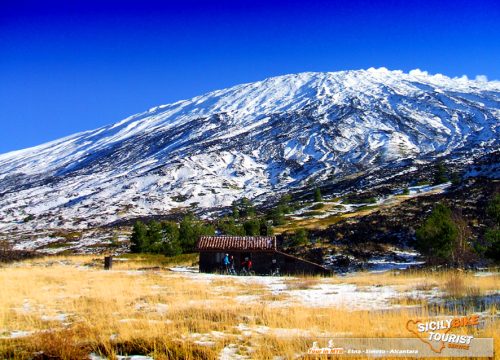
[[270, 267, 280, 277], [239, 267, 255, 276]]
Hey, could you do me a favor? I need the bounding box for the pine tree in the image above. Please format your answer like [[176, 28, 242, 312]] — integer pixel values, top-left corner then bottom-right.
[[416, 204, 457, 261], [179, 215, 215, 252], [243, 218, 261, 236], [130, 221, 148, 253], [434, 162, 449, 185], [161, 221, 182, 256], [314, 188, 322, 202]]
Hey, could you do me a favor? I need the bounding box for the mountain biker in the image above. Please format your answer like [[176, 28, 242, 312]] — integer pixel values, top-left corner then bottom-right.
[[223, 253, 230, 273], [241, 257, 252, 273], [229, 255, 236, 275], [271, 258, 279, 275]]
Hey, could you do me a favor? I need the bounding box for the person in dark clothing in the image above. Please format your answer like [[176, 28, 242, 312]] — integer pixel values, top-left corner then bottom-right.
[[229, 255, 236, 275]]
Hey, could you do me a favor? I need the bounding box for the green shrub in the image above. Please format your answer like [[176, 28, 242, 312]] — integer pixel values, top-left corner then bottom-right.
[[291, 228, 309, 246]]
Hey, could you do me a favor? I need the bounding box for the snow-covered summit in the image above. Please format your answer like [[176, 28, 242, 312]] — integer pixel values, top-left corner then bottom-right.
[[0, 68, 498, 232]]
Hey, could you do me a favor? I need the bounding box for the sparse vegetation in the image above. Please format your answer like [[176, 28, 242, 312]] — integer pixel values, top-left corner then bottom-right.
[[343, 196, 377, 204], [288, 228, 309, 246], [0, 257, 498, 359], [310, 203, 324, 210]]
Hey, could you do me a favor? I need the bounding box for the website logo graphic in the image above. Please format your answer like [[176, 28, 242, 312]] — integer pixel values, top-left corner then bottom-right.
[[406, 315, 479, 353]]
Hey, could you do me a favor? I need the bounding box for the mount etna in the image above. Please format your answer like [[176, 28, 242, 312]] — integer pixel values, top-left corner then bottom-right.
[[0, 68, 498, 258]]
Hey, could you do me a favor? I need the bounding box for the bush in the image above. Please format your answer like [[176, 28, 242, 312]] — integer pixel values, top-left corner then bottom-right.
[[291, 228, 309, 246], [402, 188, 410, 195], [344, 196, 377, 204], [311, 203, 324, 210]]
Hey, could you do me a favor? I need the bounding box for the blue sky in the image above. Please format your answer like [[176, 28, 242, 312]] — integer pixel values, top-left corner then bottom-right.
[[1, 0, 499, 154]]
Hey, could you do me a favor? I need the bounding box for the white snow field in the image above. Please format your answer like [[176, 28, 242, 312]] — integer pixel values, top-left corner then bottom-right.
[[0, 68, 498, 239]]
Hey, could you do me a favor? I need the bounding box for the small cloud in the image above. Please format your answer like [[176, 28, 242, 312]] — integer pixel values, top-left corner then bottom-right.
[[409, 69, 428, 77], [475, 75, 488, 82]]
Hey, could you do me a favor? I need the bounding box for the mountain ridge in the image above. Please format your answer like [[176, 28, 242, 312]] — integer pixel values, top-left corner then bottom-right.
[[0, 68, 498, 239]]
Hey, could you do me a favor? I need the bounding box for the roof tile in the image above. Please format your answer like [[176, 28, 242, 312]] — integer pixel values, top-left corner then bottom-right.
[[196, 236, 277, 251]]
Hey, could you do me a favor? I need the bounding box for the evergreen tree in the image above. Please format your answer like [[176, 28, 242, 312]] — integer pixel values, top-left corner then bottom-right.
[[278, 194, 293, 213], [486, 193, 500, 225], [239, 197, 255, 218], [218, 217, 245, 236], [161, 221, 182, 256], [416, 204, 458, 260], [268, 206, 285, 225], [483, 194, 500, 262], [243, 218, 261, 236], [143, 220, 163, 253], [314, 188, 322, 202], [179, 215, 215, 252], [231, 202, 240, 219], [130, 221, 148, 253], [434, 162, 449, 185], [484, 228, 500, 262]]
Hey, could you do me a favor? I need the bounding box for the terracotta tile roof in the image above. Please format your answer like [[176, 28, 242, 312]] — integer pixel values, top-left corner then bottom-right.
[[196, 236, 277, 251]]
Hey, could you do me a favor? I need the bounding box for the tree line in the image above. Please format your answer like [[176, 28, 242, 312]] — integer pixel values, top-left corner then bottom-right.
[[129, 191, 317, 256]]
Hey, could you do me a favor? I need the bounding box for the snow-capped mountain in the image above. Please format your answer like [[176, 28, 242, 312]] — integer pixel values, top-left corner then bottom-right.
[[0, 68, 499, 234]]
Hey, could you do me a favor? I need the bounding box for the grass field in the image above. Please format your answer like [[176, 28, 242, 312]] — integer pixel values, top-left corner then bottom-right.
[[0, 255, 498, 359]]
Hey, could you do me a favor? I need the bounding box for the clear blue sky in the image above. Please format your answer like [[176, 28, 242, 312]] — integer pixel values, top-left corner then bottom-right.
[[1, 0, 499, 154]]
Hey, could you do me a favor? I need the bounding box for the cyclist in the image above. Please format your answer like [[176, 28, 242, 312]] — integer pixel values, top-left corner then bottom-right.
[[229, 255, 237, 275], [270, 258, 280, 276], [223, 253, 230, 273], [241, 257, 253, 275]]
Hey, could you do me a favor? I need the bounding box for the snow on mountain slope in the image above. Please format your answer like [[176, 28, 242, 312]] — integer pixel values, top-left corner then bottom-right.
[[0, 68, 499, 234]]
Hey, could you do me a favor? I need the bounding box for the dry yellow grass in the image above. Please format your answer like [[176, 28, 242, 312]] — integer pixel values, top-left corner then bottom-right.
[[0, 256, 498, 359]]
